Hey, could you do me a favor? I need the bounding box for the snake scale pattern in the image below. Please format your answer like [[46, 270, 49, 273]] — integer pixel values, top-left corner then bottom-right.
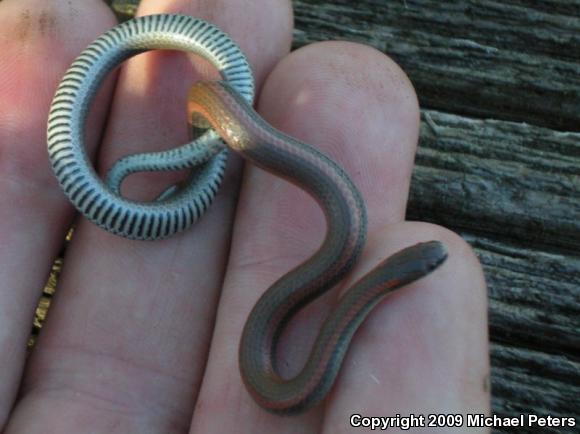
[[47, 14, 254, 240]]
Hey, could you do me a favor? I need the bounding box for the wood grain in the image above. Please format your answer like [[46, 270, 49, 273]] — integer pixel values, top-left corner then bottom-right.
[[292, 0, 580, 132]]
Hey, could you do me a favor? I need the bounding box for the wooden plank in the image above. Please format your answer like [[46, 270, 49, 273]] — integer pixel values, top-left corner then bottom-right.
[[410, 110, 580, 249], [490, 342, 580, 433], [463, 233, 580, 353], [292, 0, 580, 131]]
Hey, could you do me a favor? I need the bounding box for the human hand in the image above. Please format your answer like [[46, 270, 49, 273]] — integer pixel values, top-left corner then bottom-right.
[[0, 0, 490, 432]]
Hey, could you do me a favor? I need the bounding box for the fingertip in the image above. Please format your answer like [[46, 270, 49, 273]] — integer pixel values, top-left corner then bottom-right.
[[261, 40, 420, 134], [257, 40, 421, 227], [328, 222, 490, 419]]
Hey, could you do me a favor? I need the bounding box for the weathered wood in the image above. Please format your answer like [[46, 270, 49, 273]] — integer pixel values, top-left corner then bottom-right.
[[411, 111, 580, 249], [467, 233, 580, 428], [33, 0, 576, 430], [464, 233, 580, 354], [490, 342, 580, 434], [292, 0, 580, 132]]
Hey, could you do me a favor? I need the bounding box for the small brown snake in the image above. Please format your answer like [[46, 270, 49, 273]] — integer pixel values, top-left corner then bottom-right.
[[188, 81, 448, 414], [47, 15, 448, 415]]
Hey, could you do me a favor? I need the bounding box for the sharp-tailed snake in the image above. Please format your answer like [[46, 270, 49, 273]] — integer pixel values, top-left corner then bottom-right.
[[47, 14, 448, 414]]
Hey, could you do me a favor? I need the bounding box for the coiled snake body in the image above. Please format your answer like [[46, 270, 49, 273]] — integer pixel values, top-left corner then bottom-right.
[[48, 14, 253, 239], [48, 14, 447, 414]]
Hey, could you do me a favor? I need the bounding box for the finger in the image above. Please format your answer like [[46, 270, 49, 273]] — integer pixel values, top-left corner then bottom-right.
[[0, 0, 116, 428], [324, 223, 490, 431], [7, 1, 292, 434], [191, 41, 421, 431]]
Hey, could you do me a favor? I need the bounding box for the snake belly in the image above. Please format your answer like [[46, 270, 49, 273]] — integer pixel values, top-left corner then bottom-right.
[[188, 81, 448, 414], [47, 14, 254, 240]]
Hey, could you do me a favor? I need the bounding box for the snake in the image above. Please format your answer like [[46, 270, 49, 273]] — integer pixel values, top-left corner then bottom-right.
[[47, 14, 448, 415], [47, 14, 254, 240]]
